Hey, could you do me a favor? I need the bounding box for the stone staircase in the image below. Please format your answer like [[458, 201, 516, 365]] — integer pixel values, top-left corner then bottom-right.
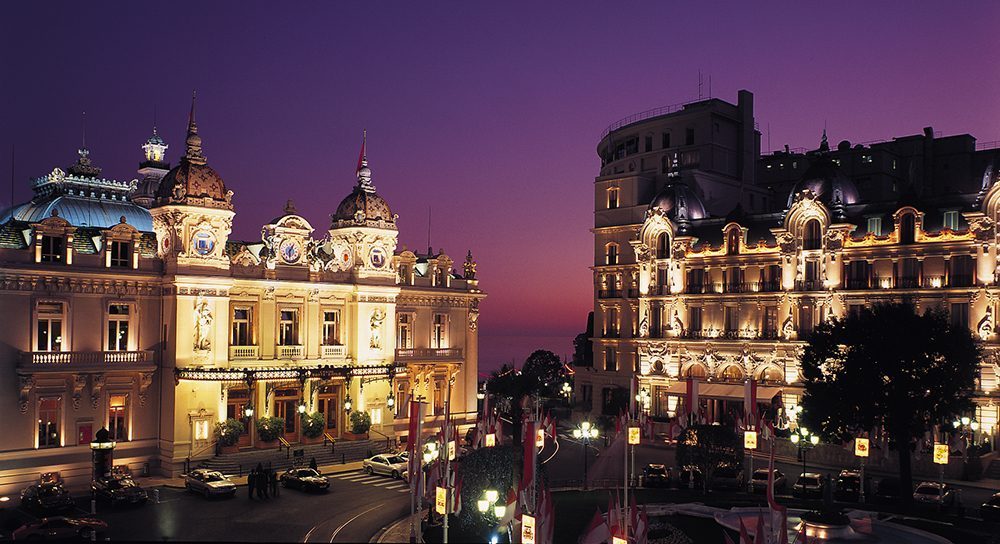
[[985, 458, 1000, 480], [196, 439, 392, 476]]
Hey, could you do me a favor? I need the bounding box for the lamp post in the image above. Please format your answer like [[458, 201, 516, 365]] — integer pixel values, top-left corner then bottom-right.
[[573, 421, 599, 490], [790, 427, 820, 478], [423, 441, 441, 525], [477, 488, 506, 542], [89, 428, 115, 515], [952, 416, 980, 450], [344, 394, 352, 414], [561, 382, 572, 404]]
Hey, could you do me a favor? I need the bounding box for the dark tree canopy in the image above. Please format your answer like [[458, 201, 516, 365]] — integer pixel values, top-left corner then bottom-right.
[[455, 445, 517, 534], [676, 424, 743, 492], [799, 302, 979, 496], [485, 350, 568, 443]]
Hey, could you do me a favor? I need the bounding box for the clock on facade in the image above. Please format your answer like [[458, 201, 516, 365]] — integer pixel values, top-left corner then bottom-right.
[[369, 247, 387, 268], [192, 230, 217, 256], [279, 239, 302, 264]]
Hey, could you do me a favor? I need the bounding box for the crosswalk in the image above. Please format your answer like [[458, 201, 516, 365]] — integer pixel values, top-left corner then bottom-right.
[[329, 471, 409, 493]]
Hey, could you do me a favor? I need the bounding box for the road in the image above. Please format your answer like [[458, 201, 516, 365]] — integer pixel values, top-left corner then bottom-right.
[[2, 469, 412, 543]]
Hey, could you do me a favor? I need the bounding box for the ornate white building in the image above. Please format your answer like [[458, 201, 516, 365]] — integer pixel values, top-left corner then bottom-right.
[[0, 101, 484, 493]]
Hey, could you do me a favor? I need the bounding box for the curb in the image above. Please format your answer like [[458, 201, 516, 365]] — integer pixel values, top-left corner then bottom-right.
[[371, 513, 416, 543]]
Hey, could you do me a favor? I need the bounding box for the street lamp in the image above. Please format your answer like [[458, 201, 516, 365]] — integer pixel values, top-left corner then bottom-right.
[[573, 421, 599, 490], [243, 404, 254, 418], [790, 427, 820, 478], [344, 394, 352, 414], [561, 382, 572, 401], [386, 392, 395, 410], [423, 441, 442, 524], [635, 388, 651, 413], [298, 401, 307, 414], [478, 488, 506, 537]]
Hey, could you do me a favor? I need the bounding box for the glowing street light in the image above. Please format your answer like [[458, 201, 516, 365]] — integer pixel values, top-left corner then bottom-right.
[[790, 426, 820, 477], [574, 421, 599, 490]]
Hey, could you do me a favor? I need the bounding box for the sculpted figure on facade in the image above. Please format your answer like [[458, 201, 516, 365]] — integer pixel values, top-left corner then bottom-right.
[[194, 297, 213, 351], [979, 305, 994, 341], [370, 308, 386, 349]]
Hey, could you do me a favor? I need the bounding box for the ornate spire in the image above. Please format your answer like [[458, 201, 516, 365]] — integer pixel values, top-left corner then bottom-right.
[[463, 250, 477, 279], [142, 120, 168, 164], [68, 111, 101, 177], [356, 131, 375, 193], [819, 129, 830, 153], [184, 91, 206, 165]]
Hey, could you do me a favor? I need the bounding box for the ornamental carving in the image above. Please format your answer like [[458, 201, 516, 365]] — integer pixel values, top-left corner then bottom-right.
[[782, 308, 795, 340], [369, 308, 386, 349], [71, 374, 87, 410], [468, 299, 480, 331], [824, 229, 844, 251], [969, 215, 995, 240], [138, 372, 154, 407], [18, 375, 35, 413], [91, 374, 105, 409], [776, 231, 796, 253], [979, 305, 994, 341], [193, 297, 213, 351]]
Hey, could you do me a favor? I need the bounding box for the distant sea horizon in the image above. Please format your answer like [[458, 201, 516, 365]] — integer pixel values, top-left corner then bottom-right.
[[476, 333, 576, 377]]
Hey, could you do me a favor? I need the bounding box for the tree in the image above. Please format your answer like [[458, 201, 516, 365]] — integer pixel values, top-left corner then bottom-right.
[[675, 424, 743, 493], [799, 302, 979, 498], [454, 445, 517, 536], [522, 350, 565, 398], [485, 350, 568, 443]]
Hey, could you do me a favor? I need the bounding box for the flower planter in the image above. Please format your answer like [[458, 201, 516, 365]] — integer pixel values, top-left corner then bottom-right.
[[341, 432, 369, 441], [255, 439, 279, 450], [220, 444, 240, 455], [302, 434, 325, 445]]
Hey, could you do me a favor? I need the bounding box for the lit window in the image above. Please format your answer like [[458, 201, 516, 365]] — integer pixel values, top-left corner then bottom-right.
[[606, 243, 619, 265], [803, 219, 822, 250], [867, 217, 882, 236], [106, 304, 130, 351], [40, 235, 64, 263], [604, 348, 617, 372], [432, 313, 448, 349], [862, 155, 873, 164], [323, 311, 341, 346], [943, 211, 959, 231], [278, 309, 299, 345], [607, 187, 620, 209], [109, 240, 130, 268], [37, 397, 61, 448], [231, 307, 253, 346], [36, 302, 64, 352], [108, 393, 128, 441], [606, 307, 619, 337], [397, 314, 413, 349]]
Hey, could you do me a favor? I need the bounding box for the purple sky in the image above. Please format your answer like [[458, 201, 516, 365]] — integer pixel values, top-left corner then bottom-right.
[[3, 2, 999, 374]]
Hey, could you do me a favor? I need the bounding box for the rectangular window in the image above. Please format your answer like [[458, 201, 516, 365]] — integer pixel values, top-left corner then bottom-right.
[[37, 302, 64, 352], [40, 235, 64, 263], [689, 306, 702, 334], [432, 313, 448, 349], [231, 307, 253, 346], [644, 136, 653, 153], [106, 304, 130, 351], [849, 304, 864, 319], [606, 308, 619, 337], [322, 311, 341, 345], [951, 303, 970, 330], [867, 217, 882, 236], [108, 393, 128, 442], [607, 187, 620, 209], [38, 397, 61, 448], [604, 348, 617, 372], [685, 128, 695, 146], [279, 309, 299, 345], [724, 306, 738, 334], [397, 314, 413, 349], [943, 211, 959, 231], [625, 138, 639, 156], [662, 132, 671, 149], [109, 241, 130, 268], [762, 307, 778, 337], [950, 256, 974, 287], [798, 305, 814, 336]]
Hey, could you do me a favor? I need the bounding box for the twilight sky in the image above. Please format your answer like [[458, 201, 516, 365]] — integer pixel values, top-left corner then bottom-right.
[[2, 1, 998, 374]]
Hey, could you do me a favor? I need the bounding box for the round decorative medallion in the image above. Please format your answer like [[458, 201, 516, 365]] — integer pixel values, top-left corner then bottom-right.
[[192, 230, 217, 256], [161, 235, 171, 253], [279, 239, 302, 264], [369, 246, 387, 268], [337, 245, 353, 270]]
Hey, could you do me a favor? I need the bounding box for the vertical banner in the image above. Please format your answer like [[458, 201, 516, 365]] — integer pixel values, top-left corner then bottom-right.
[[744, 430, 758, 450], [933, 443, 949, 465], [628, 426, 641, 445], [521, 514, 536, 544], [854, 438, 869, 457]]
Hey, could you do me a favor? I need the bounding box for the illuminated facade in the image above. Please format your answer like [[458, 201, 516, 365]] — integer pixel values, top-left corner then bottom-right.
[[579, 92, 999, 442], [0, 104, 483, 493]]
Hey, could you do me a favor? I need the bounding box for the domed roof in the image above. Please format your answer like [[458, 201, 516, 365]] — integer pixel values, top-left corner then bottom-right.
[[786, 154, 860, 211], [153, 97, 232, 211], [649, 182, 707, 221], [331, 157, 396, 229]]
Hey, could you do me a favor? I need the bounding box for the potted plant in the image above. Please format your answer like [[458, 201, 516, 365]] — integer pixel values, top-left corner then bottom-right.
[[343, 411, 371, 441], [301, 412, 326, 444], [215, 418, 245, 454], [255, 416, 284, 449]]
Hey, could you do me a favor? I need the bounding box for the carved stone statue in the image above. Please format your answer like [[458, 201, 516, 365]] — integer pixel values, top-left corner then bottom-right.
[[469, 299, 480, 330], [370, 308, 386, 349], [194, 297, 213, 351], [979, 306, 994, 341], [782, 308, 795, 340], [638, 315, 649, 337]]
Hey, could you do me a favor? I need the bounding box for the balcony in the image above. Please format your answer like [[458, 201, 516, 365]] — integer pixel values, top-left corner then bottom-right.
[[598, 289, 622, 299], [845, 278, 871, 290], [626, 288, 639, 298], [684, 284, 707, 294], [950, 275, 974, 288], [794, 280, 823, 291], [276, 345, 304, 360], [229, 345, 260, 360], [18, 350, 155, 372], [321, 344, 347, 359], [395, 347, 464, 361]]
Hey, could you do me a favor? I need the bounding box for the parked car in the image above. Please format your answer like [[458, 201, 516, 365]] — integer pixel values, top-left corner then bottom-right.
[[751, 468, 786, 493], [913, 481, 956, 506], [91, 476, 148, 506], [713, 466, 745, 490], [873, 477, 902, 503], [20, 483, 74, 514], [363, 454, 407, 479], [12, 516, 107, 540], [641, 464, 671, 487], [677, 466, 704, 489], [279, 468, 329, 492], [834, 470, 863, 502], [184, 469, 237, 498], [980, 492, 1000, 522], [792, 472, 825, 498]]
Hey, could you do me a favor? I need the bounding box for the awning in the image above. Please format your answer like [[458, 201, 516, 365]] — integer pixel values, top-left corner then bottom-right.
[[654, 381, 783, 401]]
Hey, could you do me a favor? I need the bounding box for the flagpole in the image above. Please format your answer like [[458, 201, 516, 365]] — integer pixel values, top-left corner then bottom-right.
[[443, 377, 453, 544]]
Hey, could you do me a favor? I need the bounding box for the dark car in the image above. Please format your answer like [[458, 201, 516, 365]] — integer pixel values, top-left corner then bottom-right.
[[792, 472, 825, 498], [641, 464, 671, 487], [980, 492, 1000, 522], [92, 476, 148, 506], [677, 466, 704, 489], [20, 483, 74, 514], [279, 468, 329, 492], [834, 470, 862, 502], [913, 481, 956, 506], [12, 516, 107, 541], [713, 466, 745, 490], [751, 469, 786, 493], [873, 477, 902, 504]]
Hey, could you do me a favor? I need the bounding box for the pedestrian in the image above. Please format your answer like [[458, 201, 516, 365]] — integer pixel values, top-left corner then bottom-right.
[[270, 470, 279, 498], [247, 468, 255, 500], [309, 457, 318, 472], [256, 463, 267, 499]]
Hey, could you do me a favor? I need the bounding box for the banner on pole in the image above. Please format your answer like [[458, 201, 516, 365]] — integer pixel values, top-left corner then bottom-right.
[[744, 430, 758, 450], [447, 440, 456, 461], [628, 426, 641, 445], [933, 443, 949, 465], [436, 486, 448, 514], [854, 438, 869, 458], [521, 514, 536, 544], [485, 433, 496, 447], [536, 428, 545, 448]]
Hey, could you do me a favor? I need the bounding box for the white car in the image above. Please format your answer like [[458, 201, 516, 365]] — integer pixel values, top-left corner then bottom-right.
[[913, 481, 956, 506], [184, 469, 237, 497], [363, 454, 407, 479]]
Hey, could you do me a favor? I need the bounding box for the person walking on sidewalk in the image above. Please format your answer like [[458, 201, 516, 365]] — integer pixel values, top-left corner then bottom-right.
[[269, 470, 279, 498], [309, 457, 318, 472], [256, 464, 267, 499], [247, 468, 255, 500]]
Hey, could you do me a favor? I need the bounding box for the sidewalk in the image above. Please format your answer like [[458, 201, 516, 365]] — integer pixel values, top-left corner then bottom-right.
[[771, 453, 1000, 491], [372, 513, 419, 544], [136, 460, 365, 489]]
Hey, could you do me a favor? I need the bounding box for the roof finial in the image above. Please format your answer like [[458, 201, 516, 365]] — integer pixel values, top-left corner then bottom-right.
[[819, 128, 830, 153], [81, 110, 87, 149], [356, 130, 374, 191], [184, 91, 206, 164]]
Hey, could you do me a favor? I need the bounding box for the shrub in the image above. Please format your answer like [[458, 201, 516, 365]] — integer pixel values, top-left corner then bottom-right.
[[350, 411, 372, 435], [215, 418, 245, 446], [302, 412, 325, 439], [256, 416, 285, 442]]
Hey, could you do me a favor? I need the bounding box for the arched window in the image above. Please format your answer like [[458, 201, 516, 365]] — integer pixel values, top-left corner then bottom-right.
[[899, 213, 916, 244], [757, 366, 784, 384], [682, 364, 708, 379], [606, 243, 619, 265], [656, 232, 670, 259], [719, 365, 745, 381], [803, 219, 822, 250], [727, 229, 740, 255]]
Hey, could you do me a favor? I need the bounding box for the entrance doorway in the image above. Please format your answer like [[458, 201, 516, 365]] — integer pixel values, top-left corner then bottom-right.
[[317, 385, 340, 437], [225, 388, 252, 448], [274, 388, 300, 442]]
